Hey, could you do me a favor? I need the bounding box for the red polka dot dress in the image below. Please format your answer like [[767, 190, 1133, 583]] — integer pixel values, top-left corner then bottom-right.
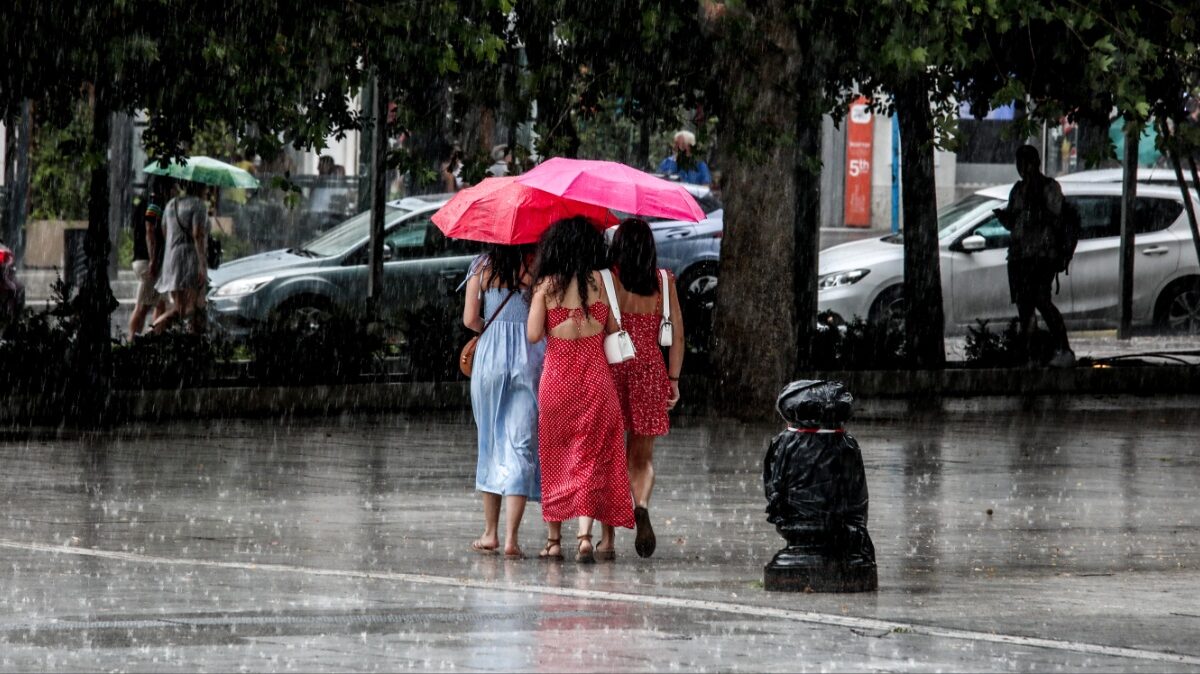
[[538, 302, 635, 529], [609, 272, 673, 437]]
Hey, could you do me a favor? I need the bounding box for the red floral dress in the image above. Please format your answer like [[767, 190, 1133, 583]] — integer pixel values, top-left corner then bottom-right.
[[538, 303, 635, 528], [609, 273, 673, 437]]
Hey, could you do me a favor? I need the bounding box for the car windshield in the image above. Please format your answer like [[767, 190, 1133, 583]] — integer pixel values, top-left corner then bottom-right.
[[884, 194, 1004, 243], [300, 206, 407, 257]]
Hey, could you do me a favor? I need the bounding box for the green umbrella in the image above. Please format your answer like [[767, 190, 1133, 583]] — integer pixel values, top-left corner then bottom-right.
[[143, 156, 259, 189]]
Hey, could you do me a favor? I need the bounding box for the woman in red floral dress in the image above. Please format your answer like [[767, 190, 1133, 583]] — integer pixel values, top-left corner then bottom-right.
[[599, 218, 685, 560], [527, 217, 635, 563]]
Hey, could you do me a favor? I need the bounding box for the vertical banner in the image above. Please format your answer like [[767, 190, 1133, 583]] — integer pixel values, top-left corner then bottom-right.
[[844, 96, 874, 228]]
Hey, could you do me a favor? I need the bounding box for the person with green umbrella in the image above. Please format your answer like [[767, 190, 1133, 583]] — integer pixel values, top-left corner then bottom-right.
[[152, 180, 210, 334]]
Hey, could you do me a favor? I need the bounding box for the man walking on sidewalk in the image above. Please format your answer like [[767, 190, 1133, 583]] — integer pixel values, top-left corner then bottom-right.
[[995, 145, 1075, 367]]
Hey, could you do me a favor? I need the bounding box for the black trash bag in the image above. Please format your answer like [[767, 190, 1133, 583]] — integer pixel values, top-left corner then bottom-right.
[[763, 380, 875, 568]]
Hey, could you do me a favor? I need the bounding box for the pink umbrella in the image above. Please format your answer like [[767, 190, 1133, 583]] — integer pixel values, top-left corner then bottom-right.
[[431, 176, 617, 244], [516, 157, 706, 222]]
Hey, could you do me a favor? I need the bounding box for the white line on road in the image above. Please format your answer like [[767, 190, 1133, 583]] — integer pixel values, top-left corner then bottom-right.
[[3, 538, 1198, 666]]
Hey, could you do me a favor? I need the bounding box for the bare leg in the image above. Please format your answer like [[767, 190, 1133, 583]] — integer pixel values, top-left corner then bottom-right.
[[503, 495, 526, 556], [576, 516, 594, 562], [540, 520, 563, 559], [598, 524, 616, 554], [472, 492, 500, 552], [190, 293, 207, 334], [628, 435, 658, 558], [152, 299, 168, 324], [628, 435, 656, 508], [128, 303, 149, 338], [152, 290, 190, 334]]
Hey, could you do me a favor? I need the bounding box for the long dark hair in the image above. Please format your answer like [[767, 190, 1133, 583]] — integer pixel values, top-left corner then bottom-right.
[[482, 243, 535, 292], [610, 218, 658, 296], [533, 217, 607, 315], [148, 176, 174, 206]]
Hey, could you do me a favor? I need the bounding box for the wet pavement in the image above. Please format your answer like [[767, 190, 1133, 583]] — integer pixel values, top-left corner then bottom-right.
[[2, 407, 1199, 671]]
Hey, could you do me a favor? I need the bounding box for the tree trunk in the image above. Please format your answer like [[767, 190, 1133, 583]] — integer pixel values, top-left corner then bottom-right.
[[791, 120, 822, 371], [367, 75, 387, 307], [636, 118, 652, 171], [71, 85, 118, 423], [3, 102, 32, 260], [1117, 123, 1138, 340], [893, 78, 946, 369], [357, 75, 376, 212], [711, 1, 804, 418], [1160, 119, 1200, 279]]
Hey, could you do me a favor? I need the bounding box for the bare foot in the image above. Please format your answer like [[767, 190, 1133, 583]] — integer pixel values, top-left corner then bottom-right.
[[504, 543, 524, 558], [471, 536, 499, 554]]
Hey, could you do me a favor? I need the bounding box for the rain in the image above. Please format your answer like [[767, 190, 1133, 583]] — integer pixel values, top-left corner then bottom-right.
[[2, 1, 1200, 671]]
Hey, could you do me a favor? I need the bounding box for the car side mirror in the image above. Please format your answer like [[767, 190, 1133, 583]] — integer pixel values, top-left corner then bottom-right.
[[382, 243, 396, 261], [960, 234, 987, 253]]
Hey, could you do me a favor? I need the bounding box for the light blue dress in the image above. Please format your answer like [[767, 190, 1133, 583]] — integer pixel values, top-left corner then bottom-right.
[[471, 284, 546, 500]]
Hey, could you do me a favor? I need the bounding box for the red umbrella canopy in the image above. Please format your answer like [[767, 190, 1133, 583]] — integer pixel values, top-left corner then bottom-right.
[[432, 177, 617, 244], [515, 157, 706, 222]]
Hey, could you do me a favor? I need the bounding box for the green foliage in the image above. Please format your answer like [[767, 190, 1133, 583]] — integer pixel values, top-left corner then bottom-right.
[[0, 278, 78, 393], [248, 308, 386, 384], [29, 101, 92, 221], [117, 227, 134, 270], [810, 313, 908, 370], [110, 331, 232, 390], [964, 318, 1057, 367]]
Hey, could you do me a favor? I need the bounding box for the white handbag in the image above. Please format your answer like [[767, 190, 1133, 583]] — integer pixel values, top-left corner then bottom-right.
[[600, 269, 636, 364], [658, 269, 674, 347]]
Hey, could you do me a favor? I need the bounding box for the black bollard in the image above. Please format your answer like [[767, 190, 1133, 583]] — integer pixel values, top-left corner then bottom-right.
[[762, 380, 878, 592]]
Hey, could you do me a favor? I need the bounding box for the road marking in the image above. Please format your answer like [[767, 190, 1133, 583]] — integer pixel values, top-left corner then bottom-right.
[[3, 538, 1199, 666]]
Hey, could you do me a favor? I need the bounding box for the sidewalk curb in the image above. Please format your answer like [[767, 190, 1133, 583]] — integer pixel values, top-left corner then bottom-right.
[[2, 365, 1197, 426]]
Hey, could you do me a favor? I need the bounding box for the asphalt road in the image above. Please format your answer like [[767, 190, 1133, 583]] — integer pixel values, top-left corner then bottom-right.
[[2, 405, 1199, 671]]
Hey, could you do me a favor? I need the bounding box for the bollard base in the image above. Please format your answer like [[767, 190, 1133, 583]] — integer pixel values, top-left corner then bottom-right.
[[763, 547, 878, 593]]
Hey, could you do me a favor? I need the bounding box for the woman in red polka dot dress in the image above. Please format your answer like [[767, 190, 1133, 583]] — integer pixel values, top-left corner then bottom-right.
[[527, 217, 635, 563], [598, 218, 685, 560]]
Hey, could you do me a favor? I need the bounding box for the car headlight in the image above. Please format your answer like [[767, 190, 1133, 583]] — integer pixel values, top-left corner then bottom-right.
[[818, 269, 870, 290], [214, 275, 275, 297]]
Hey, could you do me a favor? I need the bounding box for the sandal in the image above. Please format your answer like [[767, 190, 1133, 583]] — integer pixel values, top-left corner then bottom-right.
[[634, 507, 656, 558], [538, 537, 563, 561], [471, 538, 499, 555], [594, 547, 616, 562], [504, 546, 525, 560], [576, 534, 595, 564]]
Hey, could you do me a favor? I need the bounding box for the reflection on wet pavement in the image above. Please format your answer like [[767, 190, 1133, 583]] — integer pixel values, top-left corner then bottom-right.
[[1, 407, 1199, 671]]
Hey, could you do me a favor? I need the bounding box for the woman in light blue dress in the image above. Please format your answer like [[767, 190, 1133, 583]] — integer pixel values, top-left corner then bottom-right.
[[463, 244, 545, 558]]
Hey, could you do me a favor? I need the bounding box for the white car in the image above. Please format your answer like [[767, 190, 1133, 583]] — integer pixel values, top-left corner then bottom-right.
[[818, 182, 1200, 334]]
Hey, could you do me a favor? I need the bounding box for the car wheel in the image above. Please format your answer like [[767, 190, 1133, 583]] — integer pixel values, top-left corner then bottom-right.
[[275, 299, 334, 335], [678, 262, 718, 357], [678, 262, 719, 313], [1157, 279, 1200, 335], [868, 285, 905, 329]]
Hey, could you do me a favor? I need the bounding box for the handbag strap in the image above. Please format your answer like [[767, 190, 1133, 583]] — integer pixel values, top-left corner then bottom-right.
[[659, 269, 671, 323], [479, 289, 518, 336], [599, 269, 623, 329]]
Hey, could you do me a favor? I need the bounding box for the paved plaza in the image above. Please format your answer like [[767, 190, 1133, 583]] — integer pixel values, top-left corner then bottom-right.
[[2, 403, 1199, 671]]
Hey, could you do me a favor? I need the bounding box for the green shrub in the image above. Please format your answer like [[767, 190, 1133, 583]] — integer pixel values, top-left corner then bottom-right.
[[810, 312, 908, 370], [0, 279, 77, 393], [111, 331, 232, 390], [248, 307, 386, 384]]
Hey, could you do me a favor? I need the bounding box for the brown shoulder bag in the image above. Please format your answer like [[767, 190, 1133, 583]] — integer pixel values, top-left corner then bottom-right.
[[460, 289, 517, 377]]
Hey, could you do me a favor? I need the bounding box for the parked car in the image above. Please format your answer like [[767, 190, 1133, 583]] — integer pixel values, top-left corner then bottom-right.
[[207, 195, 475, 368], [627, 183, 723, 349], [818, 182, 1200, 334], [0, 242, 24, 326]]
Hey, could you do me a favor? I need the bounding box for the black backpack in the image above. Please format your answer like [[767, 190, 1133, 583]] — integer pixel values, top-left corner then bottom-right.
[[1055, 198, 1082, 274]]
